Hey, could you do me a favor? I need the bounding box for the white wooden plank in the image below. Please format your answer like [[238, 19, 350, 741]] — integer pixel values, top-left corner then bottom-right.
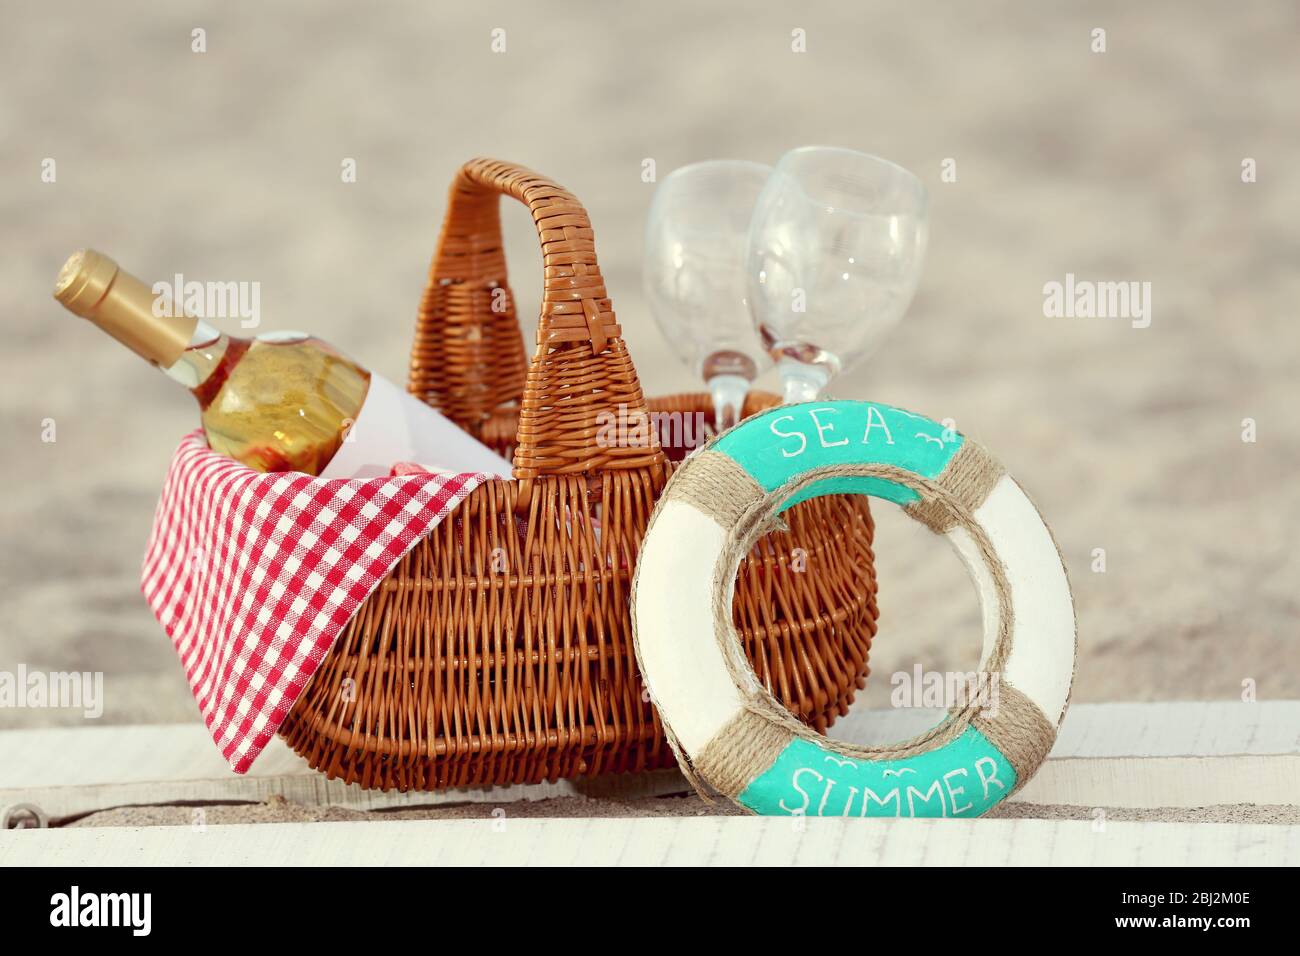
[[828, 700, 1300, 756], [1054, 701, 1300, 757], [2, 817, 1297, 866], [0, 728, 688, 821], [1015, 755, 1300, 808], [3, 702, 1296, 822]]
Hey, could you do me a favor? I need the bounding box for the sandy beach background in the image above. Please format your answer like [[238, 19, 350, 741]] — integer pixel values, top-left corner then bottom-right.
[[1, 0, 1296, 790]]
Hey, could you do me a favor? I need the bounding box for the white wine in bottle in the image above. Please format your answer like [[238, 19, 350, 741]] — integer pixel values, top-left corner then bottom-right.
[[53, 249, 514, 478]]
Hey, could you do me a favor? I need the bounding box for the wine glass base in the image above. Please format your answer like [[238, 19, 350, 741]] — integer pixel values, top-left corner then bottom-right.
[[778, 360, 832, 403], [707, 373, 751, 431]]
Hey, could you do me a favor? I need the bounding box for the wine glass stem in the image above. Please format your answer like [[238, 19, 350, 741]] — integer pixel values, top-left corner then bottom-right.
[[779, 360, 831, 403], [707, 373, 749, 432]]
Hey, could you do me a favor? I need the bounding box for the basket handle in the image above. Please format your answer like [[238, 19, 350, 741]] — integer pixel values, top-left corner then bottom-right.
[[411, 158, 665, 505]]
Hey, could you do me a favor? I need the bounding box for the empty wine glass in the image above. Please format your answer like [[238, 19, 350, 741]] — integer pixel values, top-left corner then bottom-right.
[[644, 160, 772, 430], [746, 146, 928, 401]]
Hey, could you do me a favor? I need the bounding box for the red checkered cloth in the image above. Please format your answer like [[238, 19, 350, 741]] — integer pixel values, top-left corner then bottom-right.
[[140, 432, 490, 773]]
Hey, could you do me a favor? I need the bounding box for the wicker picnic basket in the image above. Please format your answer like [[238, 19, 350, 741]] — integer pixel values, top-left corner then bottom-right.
[[278, 158, 880, 791]]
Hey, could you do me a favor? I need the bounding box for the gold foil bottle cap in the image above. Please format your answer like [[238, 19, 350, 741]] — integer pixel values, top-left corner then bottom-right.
[[53, 248, 197, 367], [54, 248, 117, 317]]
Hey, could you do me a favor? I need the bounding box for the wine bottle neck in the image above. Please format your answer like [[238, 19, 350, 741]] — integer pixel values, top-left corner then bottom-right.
[[161, 319, 231, 392], [54, 249, 201, 368]]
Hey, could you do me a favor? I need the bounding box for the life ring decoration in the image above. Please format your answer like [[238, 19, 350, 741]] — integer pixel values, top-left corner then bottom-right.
[[632, 400, 1077, 818]]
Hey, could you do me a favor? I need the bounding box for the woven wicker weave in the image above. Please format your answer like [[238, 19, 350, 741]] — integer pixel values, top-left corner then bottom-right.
[[278, 159, 879, 791]]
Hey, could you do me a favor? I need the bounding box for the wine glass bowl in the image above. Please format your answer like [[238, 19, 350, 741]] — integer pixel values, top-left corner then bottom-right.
[[746, 147, 928, 401], [643, 160, 773, 429]]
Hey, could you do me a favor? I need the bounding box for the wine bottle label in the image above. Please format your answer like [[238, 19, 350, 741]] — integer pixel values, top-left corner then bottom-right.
[[319, 373, 513, 480]]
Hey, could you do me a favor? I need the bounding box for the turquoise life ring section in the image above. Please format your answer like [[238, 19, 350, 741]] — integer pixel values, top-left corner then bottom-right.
[[711, 399, 963, 511], [739, 723, 1019, 819]]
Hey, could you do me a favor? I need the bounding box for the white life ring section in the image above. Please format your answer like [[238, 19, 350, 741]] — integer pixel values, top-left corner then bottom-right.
[[632, 400, 1076, 818]]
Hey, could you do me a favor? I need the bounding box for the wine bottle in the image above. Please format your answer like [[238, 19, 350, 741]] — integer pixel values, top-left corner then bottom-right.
[[53, 249, 514, 479]]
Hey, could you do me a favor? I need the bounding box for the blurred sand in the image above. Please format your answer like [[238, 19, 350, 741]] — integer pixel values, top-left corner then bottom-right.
[[1, 0, 1297, 747]]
